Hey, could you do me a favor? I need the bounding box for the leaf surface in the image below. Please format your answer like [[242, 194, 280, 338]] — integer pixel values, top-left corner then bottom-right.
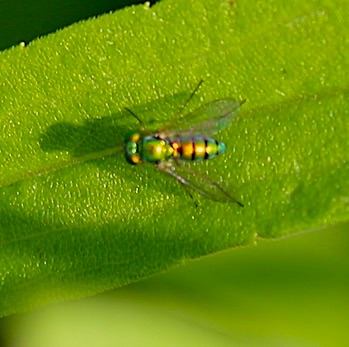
[[0, 0, 348, 316]]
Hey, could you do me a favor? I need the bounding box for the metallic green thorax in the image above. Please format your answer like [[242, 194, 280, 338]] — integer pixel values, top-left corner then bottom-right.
[[141, 135, 173, 162], [125, 131, 173, 165]]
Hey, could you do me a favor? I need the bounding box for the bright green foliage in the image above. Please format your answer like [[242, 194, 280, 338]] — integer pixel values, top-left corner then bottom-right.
[[0, 0, 348, 316]]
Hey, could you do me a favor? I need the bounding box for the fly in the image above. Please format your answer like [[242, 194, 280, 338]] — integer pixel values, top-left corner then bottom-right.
[[124, 82, 245, 206]]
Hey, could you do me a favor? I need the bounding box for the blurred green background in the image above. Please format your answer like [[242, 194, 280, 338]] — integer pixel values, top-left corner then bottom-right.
[[1, 1, 348, 346], [1, 223, 348, 346]]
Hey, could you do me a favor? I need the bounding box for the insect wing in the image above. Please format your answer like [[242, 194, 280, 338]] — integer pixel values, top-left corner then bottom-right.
[[160, 99, 242, 138], [157, 161, 243, 206]]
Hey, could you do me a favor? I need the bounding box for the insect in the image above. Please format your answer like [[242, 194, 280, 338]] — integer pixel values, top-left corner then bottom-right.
[[124, 83, 244, 206]]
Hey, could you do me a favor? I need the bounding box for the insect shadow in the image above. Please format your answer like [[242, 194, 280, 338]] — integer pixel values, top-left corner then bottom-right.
[[39, 90, 208, 200], [39, 91, 188, 158], [39, 111, 128, 159], [38, 89, 196, 208]]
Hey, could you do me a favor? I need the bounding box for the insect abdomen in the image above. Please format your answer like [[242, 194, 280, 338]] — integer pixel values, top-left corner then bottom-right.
[[171, 136, 226, 161]]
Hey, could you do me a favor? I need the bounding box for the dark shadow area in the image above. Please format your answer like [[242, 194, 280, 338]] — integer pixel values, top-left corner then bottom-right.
[[39, 111, 129, 157], [0, 323, 10, 347], [0, 0, 161, 51], [39, 90, 189, 159], [0, 203, 186, 319]]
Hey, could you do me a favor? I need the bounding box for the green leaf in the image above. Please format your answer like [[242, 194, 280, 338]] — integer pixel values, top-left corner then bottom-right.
[[0, 0, 348, 316]]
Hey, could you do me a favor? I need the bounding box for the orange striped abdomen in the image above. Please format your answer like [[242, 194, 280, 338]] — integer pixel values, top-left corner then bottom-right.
[[171, 136, 226, 161]]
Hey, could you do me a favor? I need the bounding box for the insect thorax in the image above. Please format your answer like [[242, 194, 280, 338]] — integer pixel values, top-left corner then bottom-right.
[[142, 135, 172, 163]]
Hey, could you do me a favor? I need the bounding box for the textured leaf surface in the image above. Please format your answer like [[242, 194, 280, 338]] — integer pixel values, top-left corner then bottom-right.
[[0, 0, 348, 316]]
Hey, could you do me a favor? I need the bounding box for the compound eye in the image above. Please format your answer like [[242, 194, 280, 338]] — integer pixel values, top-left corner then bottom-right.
[[128, 153, 142, 165], [129, 132, 141, 142]]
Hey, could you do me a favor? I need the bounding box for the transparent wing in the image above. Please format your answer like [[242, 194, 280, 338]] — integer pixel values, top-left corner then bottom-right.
[[157, 161, 243, 206], [160, 99, 243, 138]]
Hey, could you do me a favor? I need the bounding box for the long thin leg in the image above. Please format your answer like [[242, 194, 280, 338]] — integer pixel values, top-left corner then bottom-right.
[[174, 80, 204, 117], [124, 107, 146, 129], [125, 80, 204, 131], [157, 161, 244, 207], [157, 161, 198, 206]]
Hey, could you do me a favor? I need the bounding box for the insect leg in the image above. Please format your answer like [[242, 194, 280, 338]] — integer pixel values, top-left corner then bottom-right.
[[173, 161, 244, 206], [157, 161, 244, 206], [125, 107, 146, 129], [157, 161, 198, 206], [174, 80, 204, 118]]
